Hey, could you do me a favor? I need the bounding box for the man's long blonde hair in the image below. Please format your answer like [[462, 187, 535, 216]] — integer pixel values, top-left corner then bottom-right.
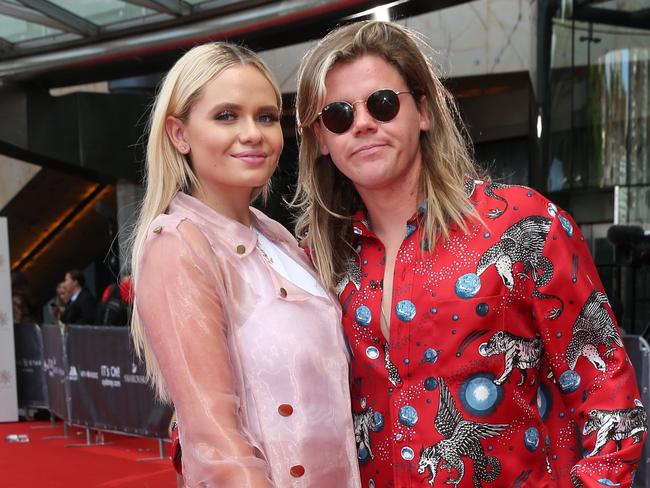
[[292, 21, 480, 289], [130, 42, 281, 401]]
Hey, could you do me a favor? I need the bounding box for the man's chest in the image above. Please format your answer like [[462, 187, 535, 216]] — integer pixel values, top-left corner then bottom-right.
[[341, 223, 539, 382], [339, 229, 553, 486]]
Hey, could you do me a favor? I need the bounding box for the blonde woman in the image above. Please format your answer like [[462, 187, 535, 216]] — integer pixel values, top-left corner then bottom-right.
[[293, 21, 645, 487], [131, 42, 360, 488]]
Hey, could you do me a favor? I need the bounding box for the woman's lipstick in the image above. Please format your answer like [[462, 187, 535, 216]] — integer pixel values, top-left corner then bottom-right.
[[232, 150, 267, 165]]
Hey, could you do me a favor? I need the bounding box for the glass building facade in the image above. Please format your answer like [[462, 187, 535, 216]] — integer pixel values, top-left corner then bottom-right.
[[545, 0, 650, 333]]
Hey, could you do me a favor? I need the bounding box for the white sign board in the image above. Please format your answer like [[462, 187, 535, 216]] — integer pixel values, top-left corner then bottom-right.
[[0, 217, 18, 421]]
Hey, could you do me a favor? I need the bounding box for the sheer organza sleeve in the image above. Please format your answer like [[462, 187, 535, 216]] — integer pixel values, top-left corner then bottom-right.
[[135, 219, 273, 488]]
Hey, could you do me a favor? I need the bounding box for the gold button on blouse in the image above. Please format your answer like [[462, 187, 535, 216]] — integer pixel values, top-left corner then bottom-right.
[[236, 244, 246, 254], [278, 404, 293, 417], [289, 465, 305, 478], [279, 287, 287, 298]]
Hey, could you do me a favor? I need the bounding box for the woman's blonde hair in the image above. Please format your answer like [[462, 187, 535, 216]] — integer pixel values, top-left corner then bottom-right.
[[292, 21, 480, 289], [130, 42, 281, 401]]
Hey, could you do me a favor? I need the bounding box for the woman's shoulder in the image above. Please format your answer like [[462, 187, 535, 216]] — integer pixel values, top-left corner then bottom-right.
[[143, 213, 215, 263]]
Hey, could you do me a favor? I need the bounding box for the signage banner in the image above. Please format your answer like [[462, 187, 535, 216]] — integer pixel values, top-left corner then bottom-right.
[[14, 323, 47, 408], [67, 325, 171, 437], [42, 323, 68, 420], [0, 217, 18, 421]]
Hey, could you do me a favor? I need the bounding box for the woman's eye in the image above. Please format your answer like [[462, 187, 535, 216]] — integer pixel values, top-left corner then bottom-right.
[[215, 111, 236, 121], [258, 112, 280, 124]]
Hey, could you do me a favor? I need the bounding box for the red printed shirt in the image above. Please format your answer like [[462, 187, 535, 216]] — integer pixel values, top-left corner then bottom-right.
[[337, 181, 646, 487]]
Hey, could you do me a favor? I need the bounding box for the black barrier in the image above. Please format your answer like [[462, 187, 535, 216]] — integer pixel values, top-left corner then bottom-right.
[[624, 335, 650, 488], [66, 325, 172, 438], [42, 323, 69, 421], [14, 323, 48, 409]]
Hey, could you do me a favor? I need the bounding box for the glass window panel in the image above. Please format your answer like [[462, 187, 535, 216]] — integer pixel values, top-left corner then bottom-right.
[[48, 0, 155, 26], [17, 32, 82, 50], [549, 16, 650, 191], [617, 186, 650, 226], [548, 18, 573, 191], [585, 27, 650, 188], [0, 14, 64, 43]]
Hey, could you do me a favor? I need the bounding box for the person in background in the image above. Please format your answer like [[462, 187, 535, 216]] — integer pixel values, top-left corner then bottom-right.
[[96, 273, 133, 326], [43, 281, 70, 324], [11, 270, 38, 324], [61, 269, 96, 325], [12, 294, 32, 324], [130, 42, 360, 487], [293, 20, 646, 487]]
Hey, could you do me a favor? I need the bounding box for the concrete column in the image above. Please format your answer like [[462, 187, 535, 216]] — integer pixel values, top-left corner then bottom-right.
[[116, 179, 144, 273]]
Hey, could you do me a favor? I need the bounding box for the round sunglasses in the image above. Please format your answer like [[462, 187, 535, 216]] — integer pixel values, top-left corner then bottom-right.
[[317, 89, 412, 134]]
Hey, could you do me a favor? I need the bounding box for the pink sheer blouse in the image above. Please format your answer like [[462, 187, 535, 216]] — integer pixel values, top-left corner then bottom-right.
[[135, 192, 361, 487]]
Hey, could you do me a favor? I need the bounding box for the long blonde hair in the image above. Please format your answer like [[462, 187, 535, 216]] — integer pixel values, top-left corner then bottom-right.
[[130, 42, 281, 401], [292, 21, 480, 289]]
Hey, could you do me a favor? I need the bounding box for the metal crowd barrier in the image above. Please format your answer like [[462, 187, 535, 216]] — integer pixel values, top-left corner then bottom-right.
[[14, 323, 47, 410], [13, 323, 172, 455]]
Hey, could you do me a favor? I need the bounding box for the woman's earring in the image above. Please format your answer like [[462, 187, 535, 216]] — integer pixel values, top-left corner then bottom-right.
[[179, 143, 189, 153]]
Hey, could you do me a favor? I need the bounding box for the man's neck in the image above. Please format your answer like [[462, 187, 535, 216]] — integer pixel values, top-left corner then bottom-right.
[[358, 182, 420, 245]]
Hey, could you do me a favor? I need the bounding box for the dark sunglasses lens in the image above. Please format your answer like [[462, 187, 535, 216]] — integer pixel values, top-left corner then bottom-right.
[[321, 102, 353, 134], [367, 89, 400, 122]]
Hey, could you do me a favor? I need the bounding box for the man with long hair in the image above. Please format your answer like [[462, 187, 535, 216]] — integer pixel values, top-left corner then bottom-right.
[[293, 20, 645, 487]]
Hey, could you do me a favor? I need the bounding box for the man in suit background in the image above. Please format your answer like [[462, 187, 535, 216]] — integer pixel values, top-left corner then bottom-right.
[[61, 269, 97, 325]]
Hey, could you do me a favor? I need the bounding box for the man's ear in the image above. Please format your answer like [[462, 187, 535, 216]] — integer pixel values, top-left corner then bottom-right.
[[313, 121, 330, 156], [417, 95, 431, 132], [165, 116, 190, 154]]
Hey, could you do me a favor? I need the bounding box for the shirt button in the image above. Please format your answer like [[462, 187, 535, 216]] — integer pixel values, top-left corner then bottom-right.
[[278, 404, 293, 417], [289, 465, 305, 477], [279, 287, 287, 298], [153, 226, 162, 234], [236, 244, 246, 254]]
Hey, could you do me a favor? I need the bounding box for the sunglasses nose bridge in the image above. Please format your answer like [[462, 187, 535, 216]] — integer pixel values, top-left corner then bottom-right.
[[349, 98, 366, 110], [348, 98, 378, 131]]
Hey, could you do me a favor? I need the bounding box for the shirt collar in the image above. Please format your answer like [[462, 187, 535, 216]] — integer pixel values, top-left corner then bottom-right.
[[70, 289, 81, 302], [351, 200, 427, 238], [168, 192, 291, 257]]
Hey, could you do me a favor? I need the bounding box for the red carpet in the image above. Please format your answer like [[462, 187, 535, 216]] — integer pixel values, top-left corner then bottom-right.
[[1, 421, 176, 488]]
